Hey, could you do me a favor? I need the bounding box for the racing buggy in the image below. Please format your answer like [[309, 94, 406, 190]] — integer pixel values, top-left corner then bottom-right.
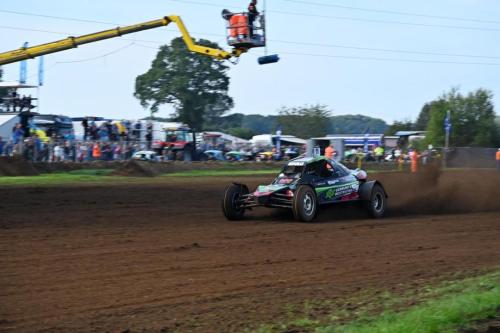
[[222, 156, 388, 222]]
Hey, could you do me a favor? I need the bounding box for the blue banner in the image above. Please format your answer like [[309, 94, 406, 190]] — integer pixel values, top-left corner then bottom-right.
[[444, 111, 452, 134], [275, 125, 282, 160], [19, 42, 28, 84], [363, 133, 370, 153], [38, 56, 44, 86]]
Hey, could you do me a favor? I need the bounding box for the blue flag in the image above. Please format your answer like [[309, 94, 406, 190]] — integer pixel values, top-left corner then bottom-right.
[[38, 56, 44, 86], [19, 42, 28, 84], [276, 124, 282, 137], [364, 133, 370, 153], [275, 125, 282, 160]]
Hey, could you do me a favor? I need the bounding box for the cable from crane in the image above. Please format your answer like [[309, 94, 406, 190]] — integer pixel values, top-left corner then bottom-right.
[[257, 0, 280, 65]]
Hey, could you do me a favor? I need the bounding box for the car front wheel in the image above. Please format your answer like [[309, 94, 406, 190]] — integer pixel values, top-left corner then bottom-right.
[[222, 184, 249, 220], [292, 185, 318, 222]]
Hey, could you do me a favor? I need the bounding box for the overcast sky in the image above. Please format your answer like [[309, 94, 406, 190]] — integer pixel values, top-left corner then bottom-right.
[[1, 0, 499, 123]]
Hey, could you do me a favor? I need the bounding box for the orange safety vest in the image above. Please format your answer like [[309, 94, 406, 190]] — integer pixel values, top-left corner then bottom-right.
[[496, 150, 500, 161], [229, 14, 249, 37], [92, 144, 101, 158], [410, 151, 418, 162]]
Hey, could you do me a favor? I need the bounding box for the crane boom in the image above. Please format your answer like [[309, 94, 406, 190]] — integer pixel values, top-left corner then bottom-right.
[[0, 15, 246, 66]]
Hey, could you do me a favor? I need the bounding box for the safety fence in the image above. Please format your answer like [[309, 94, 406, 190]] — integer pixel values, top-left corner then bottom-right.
[[0, 140, 153, 163], [446, 147, 498, 169]]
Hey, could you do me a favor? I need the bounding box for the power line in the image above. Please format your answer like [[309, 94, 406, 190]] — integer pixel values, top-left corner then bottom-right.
[[130, 44, 500, 66], [3, 7, 500, 59], [0, 25, 219, 45], [24, 43, 144, 79], [55, 43, 136, 63], [6, 36, 500, 69], [169, 0, 500, 33], [0, 8, 227, 40], [2, 24, 500, 61], [0, 9, 120, 25], [1, 11, 500, 66], [271, 40, 500, 60], [281, 0, 500, 25], [0, 25, 66, 35], [273, 10, 500, 33], [279, 51, 500, 66]]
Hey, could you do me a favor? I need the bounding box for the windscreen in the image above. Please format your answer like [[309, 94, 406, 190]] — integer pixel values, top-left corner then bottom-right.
[[273, 163, 304, 185], [166, 130, 189, 142]]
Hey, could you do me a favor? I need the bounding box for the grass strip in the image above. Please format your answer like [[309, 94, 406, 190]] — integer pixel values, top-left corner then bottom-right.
[[322, 285, 500, 333], [0, 173, 127, 186], [253, 270, 500, 333], [0, 169, 279, 186], [163, 169, 279, 177]]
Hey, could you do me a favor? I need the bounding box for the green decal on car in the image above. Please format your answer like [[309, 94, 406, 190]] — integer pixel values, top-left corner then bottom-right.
[[315, 182, 359, 197], [325, 188, 335, 199]]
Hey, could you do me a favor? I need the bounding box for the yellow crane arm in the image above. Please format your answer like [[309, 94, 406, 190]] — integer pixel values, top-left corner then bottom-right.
[[0, 15, 245, 66]]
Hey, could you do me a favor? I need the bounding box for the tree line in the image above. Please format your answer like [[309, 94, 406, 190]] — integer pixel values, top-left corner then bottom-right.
[[145, 108, 388, 140], [386, 88, 500, 148]]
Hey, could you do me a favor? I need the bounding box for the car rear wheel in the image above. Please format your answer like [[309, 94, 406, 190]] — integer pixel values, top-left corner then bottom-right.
[[292, 186, 318, 222], [365, 184, 387, 218], [222, 184, 249, 220]]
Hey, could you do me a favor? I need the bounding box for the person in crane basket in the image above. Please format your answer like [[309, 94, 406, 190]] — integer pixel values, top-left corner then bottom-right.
[[223, 1, 259, 38], [248, 0, 259, 36]]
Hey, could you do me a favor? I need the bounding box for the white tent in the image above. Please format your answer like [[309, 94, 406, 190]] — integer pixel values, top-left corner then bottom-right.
[[202, 131, 248, 145], [0, 82, 38, 89], [250, 134, 306, 146]]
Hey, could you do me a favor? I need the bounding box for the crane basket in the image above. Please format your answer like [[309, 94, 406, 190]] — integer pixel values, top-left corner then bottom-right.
[[223, 11, 266, 49]]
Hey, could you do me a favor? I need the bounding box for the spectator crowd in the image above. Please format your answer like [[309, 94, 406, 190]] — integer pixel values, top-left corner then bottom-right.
[[0, 119, 154, 162]]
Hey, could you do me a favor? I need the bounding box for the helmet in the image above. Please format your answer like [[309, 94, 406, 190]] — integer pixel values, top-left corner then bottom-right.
[[355, 170, 367, 180]]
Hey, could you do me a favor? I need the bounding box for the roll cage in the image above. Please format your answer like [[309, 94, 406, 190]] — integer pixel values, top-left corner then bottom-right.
[[274, 158, 352, 186]]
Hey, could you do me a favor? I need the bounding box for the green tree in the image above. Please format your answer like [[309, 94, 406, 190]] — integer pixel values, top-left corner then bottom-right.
[[329, 115, 388, 134], [227, 127, 255, 140], [425, 88, 497, 147], [205, 113, 245, 131], [495, 117, 500, 146], [383, 103, 431, 136], [415, 103, 432, 130], [277, 104, 331, 139], [134, 37, 233, 130], [242, 114, 277, 134]]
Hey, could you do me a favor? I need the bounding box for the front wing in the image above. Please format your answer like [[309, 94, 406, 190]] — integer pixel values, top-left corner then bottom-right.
[[238, 192, 294, 209]]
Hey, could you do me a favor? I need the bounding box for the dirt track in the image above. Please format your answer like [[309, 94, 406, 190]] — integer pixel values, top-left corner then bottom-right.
[[0, 170, 499, 333]]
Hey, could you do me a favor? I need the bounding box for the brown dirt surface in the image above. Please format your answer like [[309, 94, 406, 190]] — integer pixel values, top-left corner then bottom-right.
[[110, 160, 163, 177], [0, 170, 499, 333], [0, 157, 39, 176], [33, 161, 123, 174]]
